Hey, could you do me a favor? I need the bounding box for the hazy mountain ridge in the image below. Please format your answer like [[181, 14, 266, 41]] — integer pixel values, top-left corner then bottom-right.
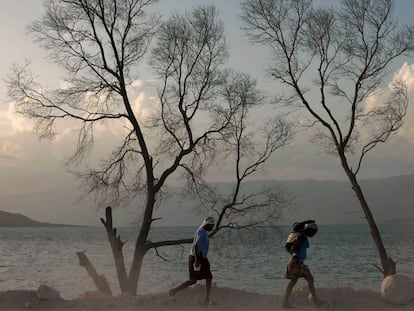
[[156, 174, 414, 226], [0, 174, 413, 226], [0, 210, 78, 227], [279, 174, 414, 225]]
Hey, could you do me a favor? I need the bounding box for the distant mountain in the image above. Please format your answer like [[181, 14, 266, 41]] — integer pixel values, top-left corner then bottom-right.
[[155, 173, 414, 226], [278, 174, 414, 225], [0, 174, 413, 226], [0, 210, 78, 227]]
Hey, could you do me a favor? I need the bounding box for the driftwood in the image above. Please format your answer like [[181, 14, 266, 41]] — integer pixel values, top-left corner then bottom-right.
[[76, 251, 112, 295]]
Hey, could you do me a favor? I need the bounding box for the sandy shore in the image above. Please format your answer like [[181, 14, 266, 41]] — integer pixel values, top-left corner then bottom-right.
[[0, 285, 413, 311]]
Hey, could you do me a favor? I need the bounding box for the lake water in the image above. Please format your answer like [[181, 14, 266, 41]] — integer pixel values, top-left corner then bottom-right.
[[0, 223, 413, 299]]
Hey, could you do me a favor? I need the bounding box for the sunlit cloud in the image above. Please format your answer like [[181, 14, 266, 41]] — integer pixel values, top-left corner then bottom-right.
[[128, 79, 158, 120], [356, 63, 414, 176], [8, 104, 35, 133], [0, 102, 33, 166], [0, 79, 159, 168], [392, 63, 414, 143], [0, 78, 158, 138], [363, 63, 414, 142], [0, 101, 34, 135]]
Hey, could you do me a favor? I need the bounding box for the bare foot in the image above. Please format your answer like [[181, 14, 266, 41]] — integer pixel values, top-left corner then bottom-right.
[[168, 289, 176, 302], [314, 299, 327, 307], [282, 302, 295, 309]]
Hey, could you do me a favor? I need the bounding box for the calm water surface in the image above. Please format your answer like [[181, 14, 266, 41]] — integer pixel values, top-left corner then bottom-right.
[[0, 223, 412, 298]]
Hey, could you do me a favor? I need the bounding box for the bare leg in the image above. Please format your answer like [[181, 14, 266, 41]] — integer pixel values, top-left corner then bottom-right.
[[169, 279, 197, 298], [204, 277, 212, 304], [304, 274, 325, 307], [282, 278, 297, 308]]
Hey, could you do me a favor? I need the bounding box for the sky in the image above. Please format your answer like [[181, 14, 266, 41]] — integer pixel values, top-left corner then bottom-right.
[[0, 0, 414, 225]]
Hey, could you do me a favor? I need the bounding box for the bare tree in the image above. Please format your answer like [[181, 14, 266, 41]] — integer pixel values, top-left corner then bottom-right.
[[7, 0, 292, 295], [241, 0, 414, 277]]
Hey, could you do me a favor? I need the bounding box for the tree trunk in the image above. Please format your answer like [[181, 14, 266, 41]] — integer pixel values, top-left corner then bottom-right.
[[340, 155, 396, 276], [125, 189, 156, 295], [100, 207, 129, 292], [126, 246, 147, 294]]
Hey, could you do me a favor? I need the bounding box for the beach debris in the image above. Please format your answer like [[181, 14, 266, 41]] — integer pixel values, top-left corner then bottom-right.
[[381, 274, 414, 305], [76, 251, 113, 295], [36, 284, 61, 300]]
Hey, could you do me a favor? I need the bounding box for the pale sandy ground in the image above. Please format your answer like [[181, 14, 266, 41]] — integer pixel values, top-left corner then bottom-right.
[[1, 285, 413, 311]]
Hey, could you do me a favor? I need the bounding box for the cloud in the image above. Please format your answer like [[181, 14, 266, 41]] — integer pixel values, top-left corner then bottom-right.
[[364, 63, 414, 142], [355, 63, 414, 176], [392, 63, 414, 143], [8, 102, 36, 133], [1, 64, 413, 202], [0, 102, 34, 166], [0, 77, 158, 141], [264, 63, 414, 182], [0, 139, 22, 163], [128, 79, 158, 119], [0, 79, 160, 187]]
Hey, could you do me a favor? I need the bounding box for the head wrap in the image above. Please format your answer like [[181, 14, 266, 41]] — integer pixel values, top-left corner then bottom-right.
[[292, 222, 299, 229], [201, 216, 216, 227]]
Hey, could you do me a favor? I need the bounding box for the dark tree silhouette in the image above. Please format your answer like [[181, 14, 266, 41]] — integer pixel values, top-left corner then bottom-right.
[[241, 0, 414, 276], [8, 1, 292, 294]]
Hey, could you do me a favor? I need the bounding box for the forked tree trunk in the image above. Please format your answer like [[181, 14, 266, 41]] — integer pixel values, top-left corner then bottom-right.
[[340, 155, 396, 277], [100, 207, 129, 292], [101, 190, 154, 295], [125, 192, 155, 295], [126, 247, 147, 294]]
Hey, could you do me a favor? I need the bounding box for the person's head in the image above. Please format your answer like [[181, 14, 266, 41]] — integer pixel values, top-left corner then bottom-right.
[[292, 222, 302, 232], [304, 222, 318, 237], [201, 216, 216, 231]]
